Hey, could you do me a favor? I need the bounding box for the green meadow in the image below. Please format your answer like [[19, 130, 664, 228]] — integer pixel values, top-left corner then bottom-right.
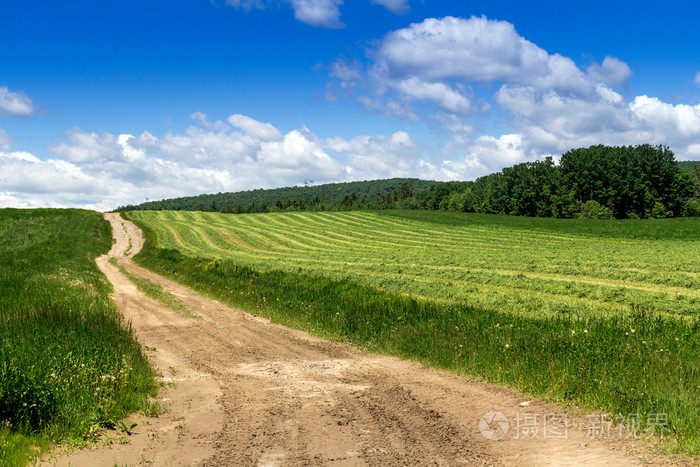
[[129, 210, 700, 320], [0, 209, 156, 465], [128, 209, 700, 455]]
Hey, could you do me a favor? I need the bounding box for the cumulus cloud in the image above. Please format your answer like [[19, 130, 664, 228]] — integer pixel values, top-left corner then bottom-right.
[[3, 113, 499, 209], [331, 16, 623, 122], [392, 77, 471, 114], [0, 86, 35, 117], [368, 16, 593, 93], [49, 128, 122, 164], [586, 56, 632, 87], [468, 134, 528, 169], [326, 130, 420, 180], [228, 114, 283, 141], [0, 115, 352, 209], [327, 15, 700, 164]]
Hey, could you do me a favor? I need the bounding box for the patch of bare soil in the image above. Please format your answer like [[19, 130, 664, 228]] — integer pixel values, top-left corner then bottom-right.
[[42, 213, 689, 466]]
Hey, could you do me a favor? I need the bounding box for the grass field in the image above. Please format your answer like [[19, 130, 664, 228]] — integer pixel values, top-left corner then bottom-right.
[[129, 210, 700, 320], [0, 209, 156, 465], [128, 209, 700, 455]]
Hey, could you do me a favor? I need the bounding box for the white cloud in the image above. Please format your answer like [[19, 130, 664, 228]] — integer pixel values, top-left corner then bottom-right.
[[49, 128, 122, 164], [0, 113, 537, 210], [228, 114, 283, 141], [371, 0, 408, 14], [0, 128, 11, 150], [1, 115, 358, 209], [328, 15, 700, 163], [392, 77, 471, 114], [586, 56, 632, 87], [289, 0, 343, 28], [468, 134, 528, 169], [0, 151, 98, 196], [630, 96, 700, 139], [0, 86, 35, 117], [326, 130, 420, 180], [332, 16, 626, 121], [371, 16, 591, 93]]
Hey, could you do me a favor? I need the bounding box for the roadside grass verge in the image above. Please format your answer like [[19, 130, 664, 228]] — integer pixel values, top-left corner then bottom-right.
[[129, 217, 700, 457], [109, 258, 197, 318], [0, 209, 157, 464]]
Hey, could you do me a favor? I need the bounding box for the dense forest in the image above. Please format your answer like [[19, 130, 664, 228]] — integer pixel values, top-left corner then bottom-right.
[[118, 145, 700, 219], [118, 178, 446, 213]]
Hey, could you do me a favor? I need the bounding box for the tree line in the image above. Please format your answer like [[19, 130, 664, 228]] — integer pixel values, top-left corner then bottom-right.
[[118, 145, 700, 219]]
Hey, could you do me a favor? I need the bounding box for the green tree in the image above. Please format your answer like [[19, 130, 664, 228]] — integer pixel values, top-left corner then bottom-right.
[[579, 200, 614, 219]]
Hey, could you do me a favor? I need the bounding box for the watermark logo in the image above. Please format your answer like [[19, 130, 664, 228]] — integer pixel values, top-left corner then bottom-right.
[[478, 411, 668, 441], [479, 410, 509, 441]]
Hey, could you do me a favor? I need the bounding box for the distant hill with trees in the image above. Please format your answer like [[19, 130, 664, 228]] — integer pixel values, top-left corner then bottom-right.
[[118, 145, 700, 219], [117, 178, 451, 213], [677, 160, 700, 172]]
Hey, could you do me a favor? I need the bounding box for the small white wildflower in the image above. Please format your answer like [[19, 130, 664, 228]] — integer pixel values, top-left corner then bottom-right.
[[571, 330, 576, 335], [630, 328, 635, 333], [459, 344, 463, 348], [642, 340, 646, 344], [675, 337, 679, 341], [505, 344, 510, 349], [625, 332, 629, 336], [584, 329, 588, 334]]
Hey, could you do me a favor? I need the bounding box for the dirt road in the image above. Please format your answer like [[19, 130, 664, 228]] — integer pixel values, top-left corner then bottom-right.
[[44, 213, 677, 466]]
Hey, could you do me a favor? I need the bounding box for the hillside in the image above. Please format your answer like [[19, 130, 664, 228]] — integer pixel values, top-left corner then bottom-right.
[[117, 148, 699, 219], [678, 160, 700, 172], [117, 178, 448, 212]]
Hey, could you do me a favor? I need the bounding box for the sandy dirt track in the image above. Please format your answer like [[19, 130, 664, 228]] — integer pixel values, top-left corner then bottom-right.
[[42, 213, 682, 466]]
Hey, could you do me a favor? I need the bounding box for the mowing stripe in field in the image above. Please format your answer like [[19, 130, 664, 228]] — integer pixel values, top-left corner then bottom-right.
[[130, 211, 700, 321]]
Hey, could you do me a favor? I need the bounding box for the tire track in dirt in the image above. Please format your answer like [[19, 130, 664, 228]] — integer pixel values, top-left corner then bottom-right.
[[43, 213, 685, 466]]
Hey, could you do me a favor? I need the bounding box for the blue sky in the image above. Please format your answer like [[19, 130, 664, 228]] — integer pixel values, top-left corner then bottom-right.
[[1, 0, 699, 210]]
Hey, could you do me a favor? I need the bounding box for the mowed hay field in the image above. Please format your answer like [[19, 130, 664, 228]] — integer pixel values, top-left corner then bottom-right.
[[128, 209, 700, 454], [130, 210, 700, 320]]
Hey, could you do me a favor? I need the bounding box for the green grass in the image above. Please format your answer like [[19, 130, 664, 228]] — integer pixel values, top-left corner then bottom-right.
[[0, 209, 156, 464], [109, 258, 197, 318], [127, 210, 700, 456], [127, 210, 700, 320], [382, 209, 700, 241]]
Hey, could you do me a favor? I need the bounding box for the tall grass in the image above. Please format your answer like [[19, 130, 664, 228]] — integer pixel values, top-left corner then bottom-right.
[[0, 209, 156, 464], [130, 213, 700, 456]]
